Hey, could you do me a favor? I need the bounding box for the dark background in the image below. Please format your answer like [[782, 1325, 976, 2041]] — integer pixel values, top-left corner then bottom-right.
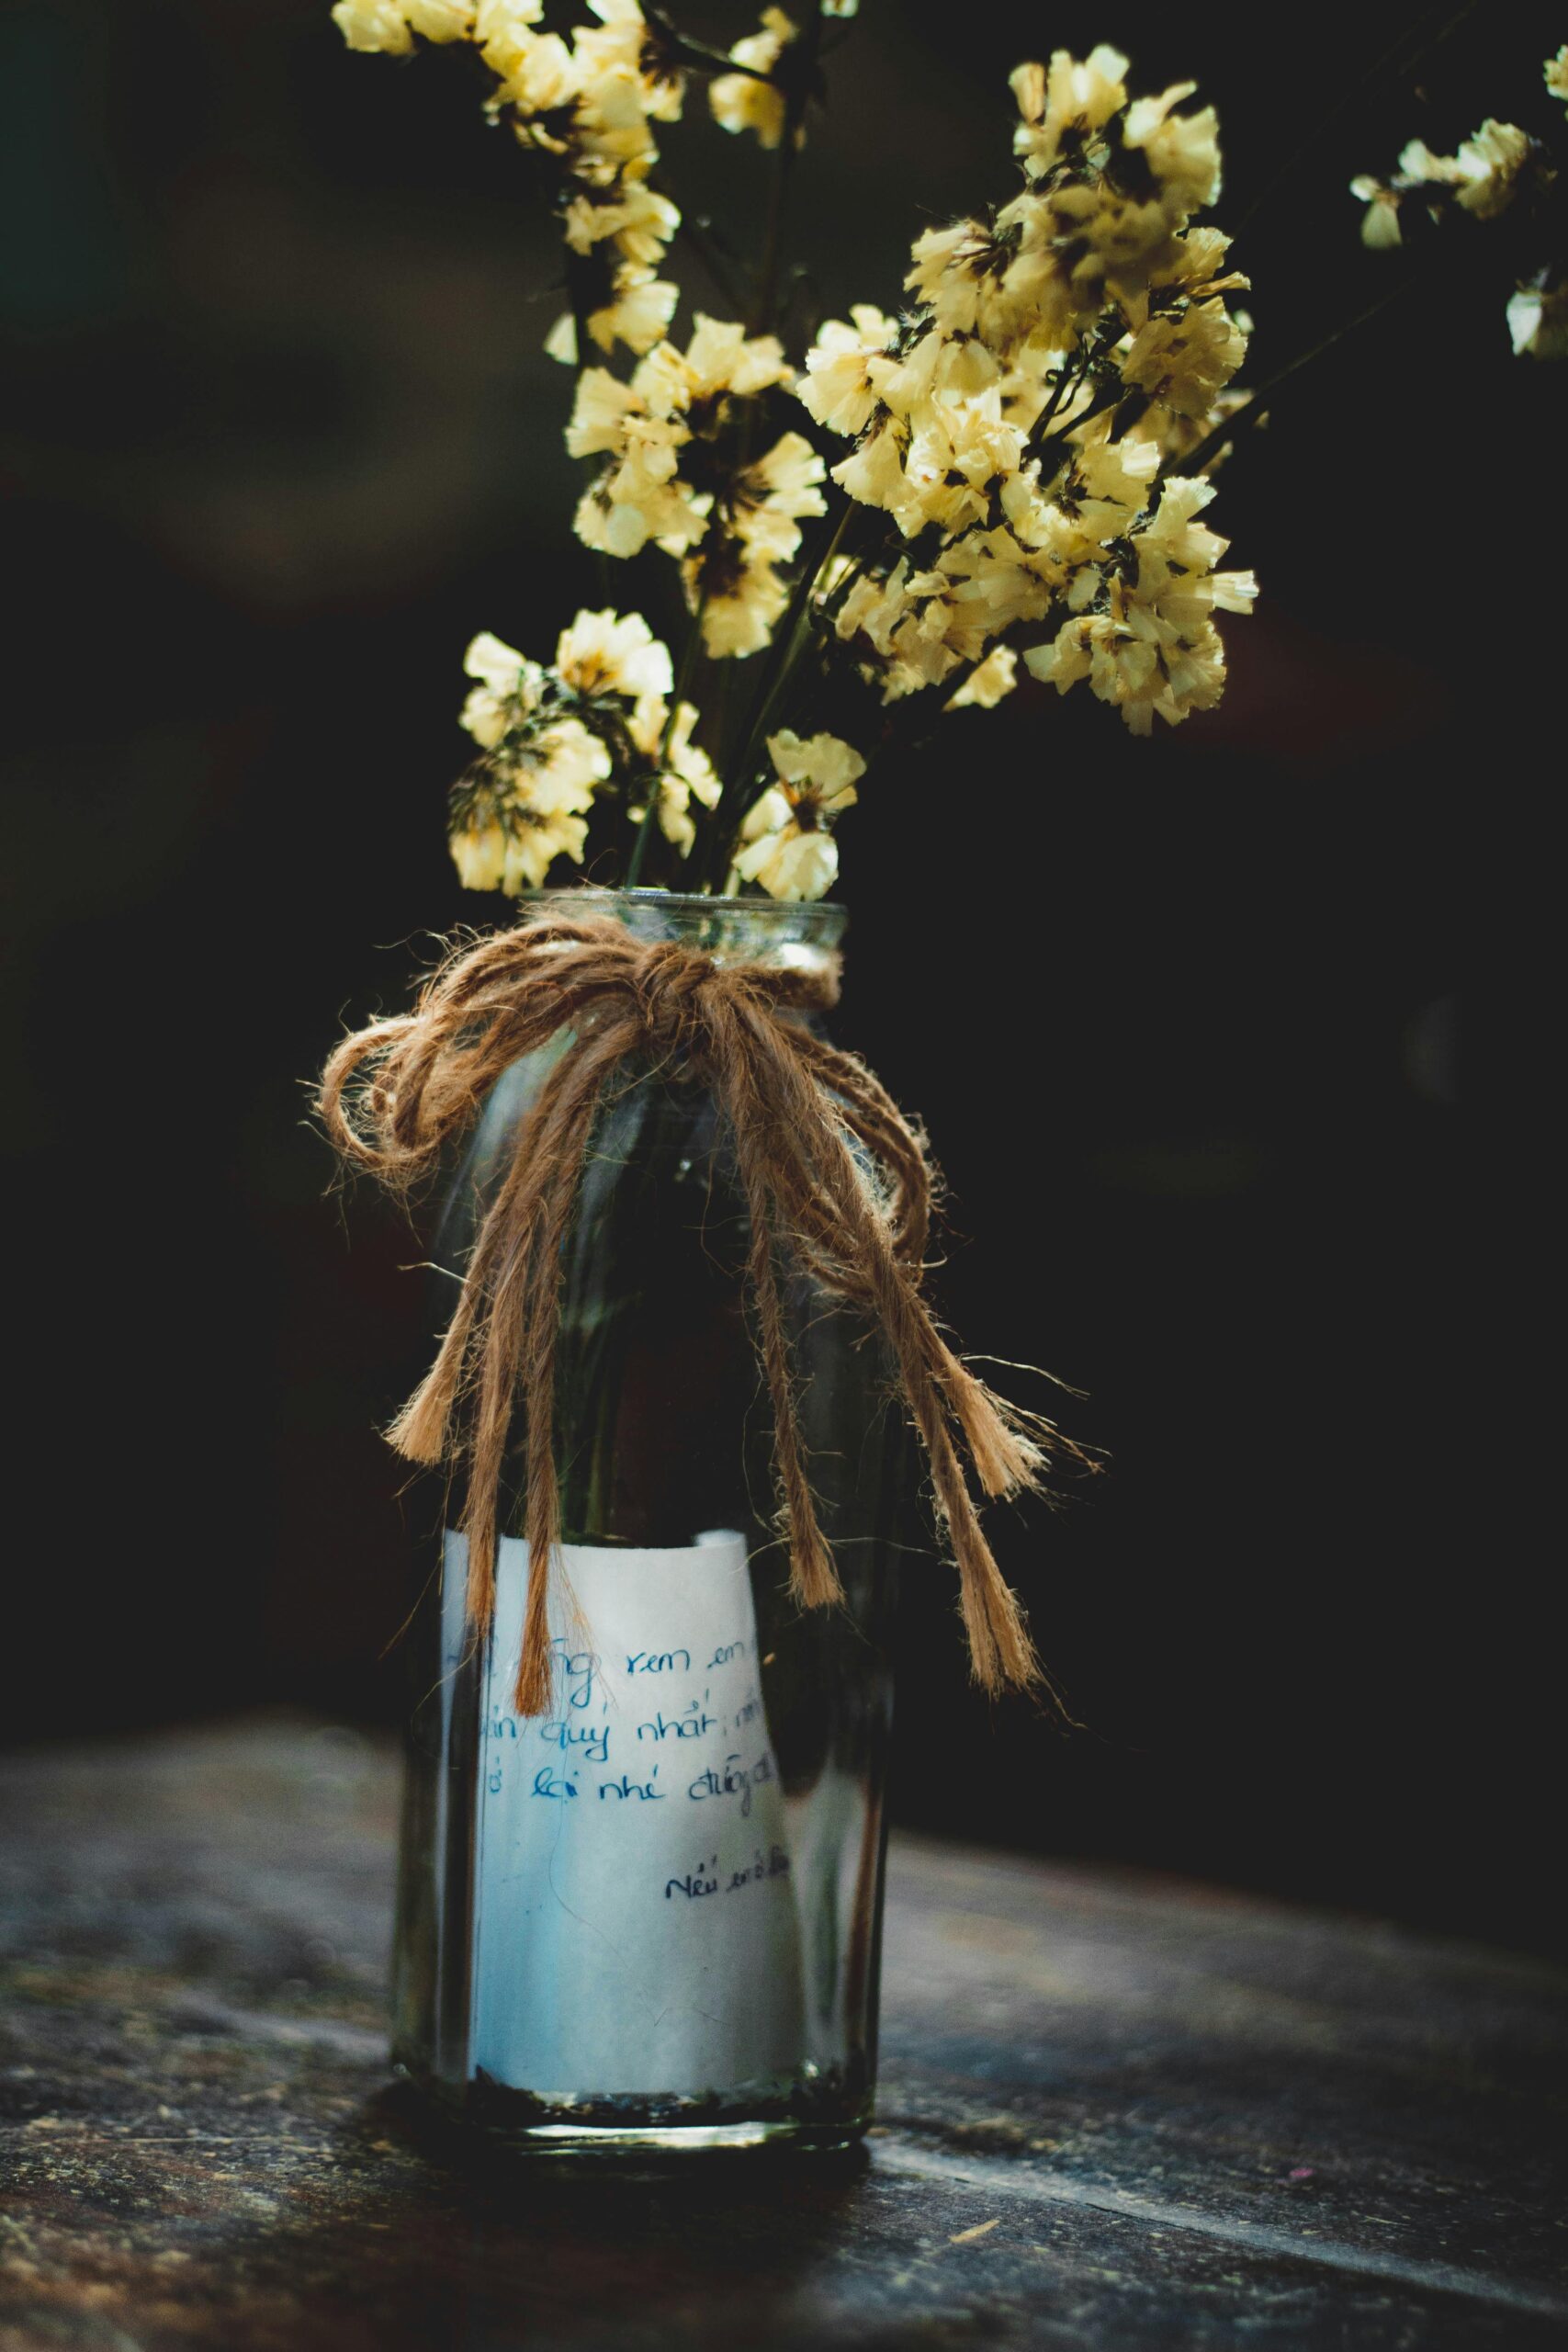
[[2, 3, 1551, 1950]]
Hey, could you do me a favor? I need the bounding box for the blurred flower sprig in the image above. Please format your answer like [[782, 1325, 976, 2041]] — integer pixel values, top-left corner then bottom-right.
[[1351, 44, 1567, 356]]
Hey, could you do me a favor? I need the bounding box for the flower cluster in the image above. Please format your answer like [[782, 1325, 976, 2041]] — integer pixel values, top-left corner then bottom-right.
[[799, 49, 1254, 730], [337, 18, 1278, 905], [332, 0, 692, 358], [447, 607, 718, 888], [1350, 50, 1565, 361], [330, 0, 845, 361], [569, 314, 826, 656], [1351, 120, 1535, 246]]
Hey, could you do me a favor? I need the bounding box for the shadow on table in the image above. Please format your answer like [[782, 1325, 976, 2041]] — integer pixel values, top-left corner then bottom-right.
[[227, 2084, 884, 2352]]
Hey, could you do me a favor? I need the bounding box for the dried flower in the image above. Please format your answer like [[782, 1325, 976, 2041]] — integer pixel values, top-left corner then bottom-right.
[[710, 9, 796, 151], [947, 645, 1019, 710], [460, 630, 545, 747], [1023, 475, 1254, 735], [732, 730, 863, 899], [1507, 282, 1568, 357], [795, 307, 899, 436], [626, 695, 721, 854], [1400, 121, 1531, 219], [1121, 303, 1248, 419], [340, 25, 1277, 895], [331, 0, 476, 54], [1010, 47, 1128, 182], [556, 607, 673, 700], [448, 716, 609, 892]]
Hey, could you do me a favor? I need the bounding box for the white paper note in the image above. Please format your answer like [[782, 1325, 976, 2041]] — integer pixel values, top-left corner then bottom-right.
[[449, 1530, 806, 2098]]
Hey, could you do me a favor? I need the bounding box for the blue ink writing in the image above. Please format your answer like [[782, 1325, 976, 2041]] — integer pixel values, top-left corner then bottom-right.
[[599, 1770, 665, 1802], [550, 1638, 598, 1711], [687, 1750, 775, 1818], [542, 1716, 610, 1765], [637, 1703, 716, 1744]]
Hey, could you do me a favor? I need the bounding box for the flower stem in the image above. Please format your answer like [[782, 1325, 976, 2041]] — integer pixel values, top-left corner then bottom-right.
[[696, 494, 853, 890], [1171, 267, 1425, 480], [1028, 377, 1124, 468], [675, 211, 746, 315], [1234, 0, 1488, 235], [625, 607, 705, 890], [646, 6, 783, 83], [747, 0, 827, 337], [564, 246, 614, 604]]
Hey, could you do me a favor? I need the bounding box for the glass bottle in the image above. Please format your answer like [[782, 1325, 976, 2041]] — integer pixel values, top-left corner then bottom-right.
[[390, 891, 907, 2151]]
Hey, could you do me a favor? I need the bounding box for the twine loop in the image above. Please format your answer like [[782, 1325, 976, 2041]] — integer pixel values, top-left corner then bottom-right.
[[319, 910, 1069, 1714]]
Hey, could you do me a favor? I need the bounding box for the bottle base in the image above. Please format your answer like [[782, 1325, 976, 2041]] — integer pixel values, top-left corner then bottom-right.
[[457, 2116, 867, 2156], [390, 2052, 871, 2155]]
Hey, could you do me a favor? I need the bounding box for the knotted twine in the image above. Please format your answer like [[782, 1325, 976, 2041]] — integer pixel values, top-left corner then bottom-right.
[[319, 910, 1067, 1715]]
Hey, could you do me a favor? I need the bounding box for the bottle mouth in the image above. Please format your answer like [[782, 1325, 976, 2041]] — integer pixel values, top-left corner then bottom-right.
[[518, 887, 848, 958]]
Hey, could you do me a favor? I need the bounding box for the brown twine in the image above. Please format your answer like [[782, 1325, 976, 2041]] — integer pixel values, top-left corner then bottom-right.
[[319, 910, 1074, 1715]]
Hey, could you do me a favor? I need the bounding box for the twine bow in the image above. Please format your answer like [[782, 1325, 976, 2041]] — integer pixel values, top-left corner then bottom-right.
[[320, 910, 1066, 1713]]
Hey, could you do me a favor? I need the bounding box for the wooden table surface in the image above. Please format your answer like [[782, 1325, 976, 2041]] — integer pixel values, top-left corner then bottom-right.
[[2, 1721, 1562, 2350]]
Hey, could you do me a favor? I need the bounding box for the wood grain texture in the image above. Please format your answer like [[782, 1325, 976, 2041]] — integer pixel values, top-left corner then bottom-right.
[[2, 1721, 1563, 2349]]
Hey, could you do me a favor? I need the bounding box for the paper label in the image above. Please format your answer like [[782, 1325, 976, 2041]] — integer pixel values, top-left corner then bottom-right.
[[448, 1531, 806, 2098]]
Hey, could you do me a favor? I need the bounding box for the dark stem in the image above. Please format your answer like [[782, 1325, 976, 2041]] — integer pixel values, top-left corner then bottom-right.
[[1027, 378, 1125, 469], [624, 612, 705, 889], [1234, 0, 1489, 234], [696, 494, 854, 889], [1171, 267, 1425, 479], [645, 6, 784, 83], [746, 0, 826, 337], [564, 245, 614, 603], [1028, 339, 1098, 447], [675, 212, 746, 315]]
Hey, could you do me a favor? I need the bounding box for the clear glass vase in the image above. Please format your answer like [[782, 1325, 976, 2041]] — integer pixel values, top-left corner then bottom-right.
[[389, 891, 908, 2152]]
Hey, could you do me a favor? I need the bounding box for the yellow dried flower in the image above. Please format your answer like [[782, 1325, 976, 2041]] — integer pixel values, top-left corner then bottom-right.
[[946, 645, 1019, 710], [710, 8, 796, 150], [1507, 283, 1568, 358], [681, 431, 825, 658], [488, 23, 580, 130], [331, 0, 475, 53], [545, 268, 681, 365], [449, 716, 609, 891], [732, 730, 863, 899], [459, 630, 545, 747], [555, 608, 673, 700], [626, 695, 720, 854], [795, 307, 899, 435], [633, 314, 794, 416], [1123, 85, 1223, 222], [574, 0, 687, 124], [1010, 47, 1128, 182], [1120, 304, 1247, 420]]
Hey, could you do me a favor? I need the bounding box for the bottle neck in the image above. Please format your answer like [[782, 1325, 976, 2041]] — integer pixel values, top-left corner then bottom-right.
[[523, 888, 847, 978]]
